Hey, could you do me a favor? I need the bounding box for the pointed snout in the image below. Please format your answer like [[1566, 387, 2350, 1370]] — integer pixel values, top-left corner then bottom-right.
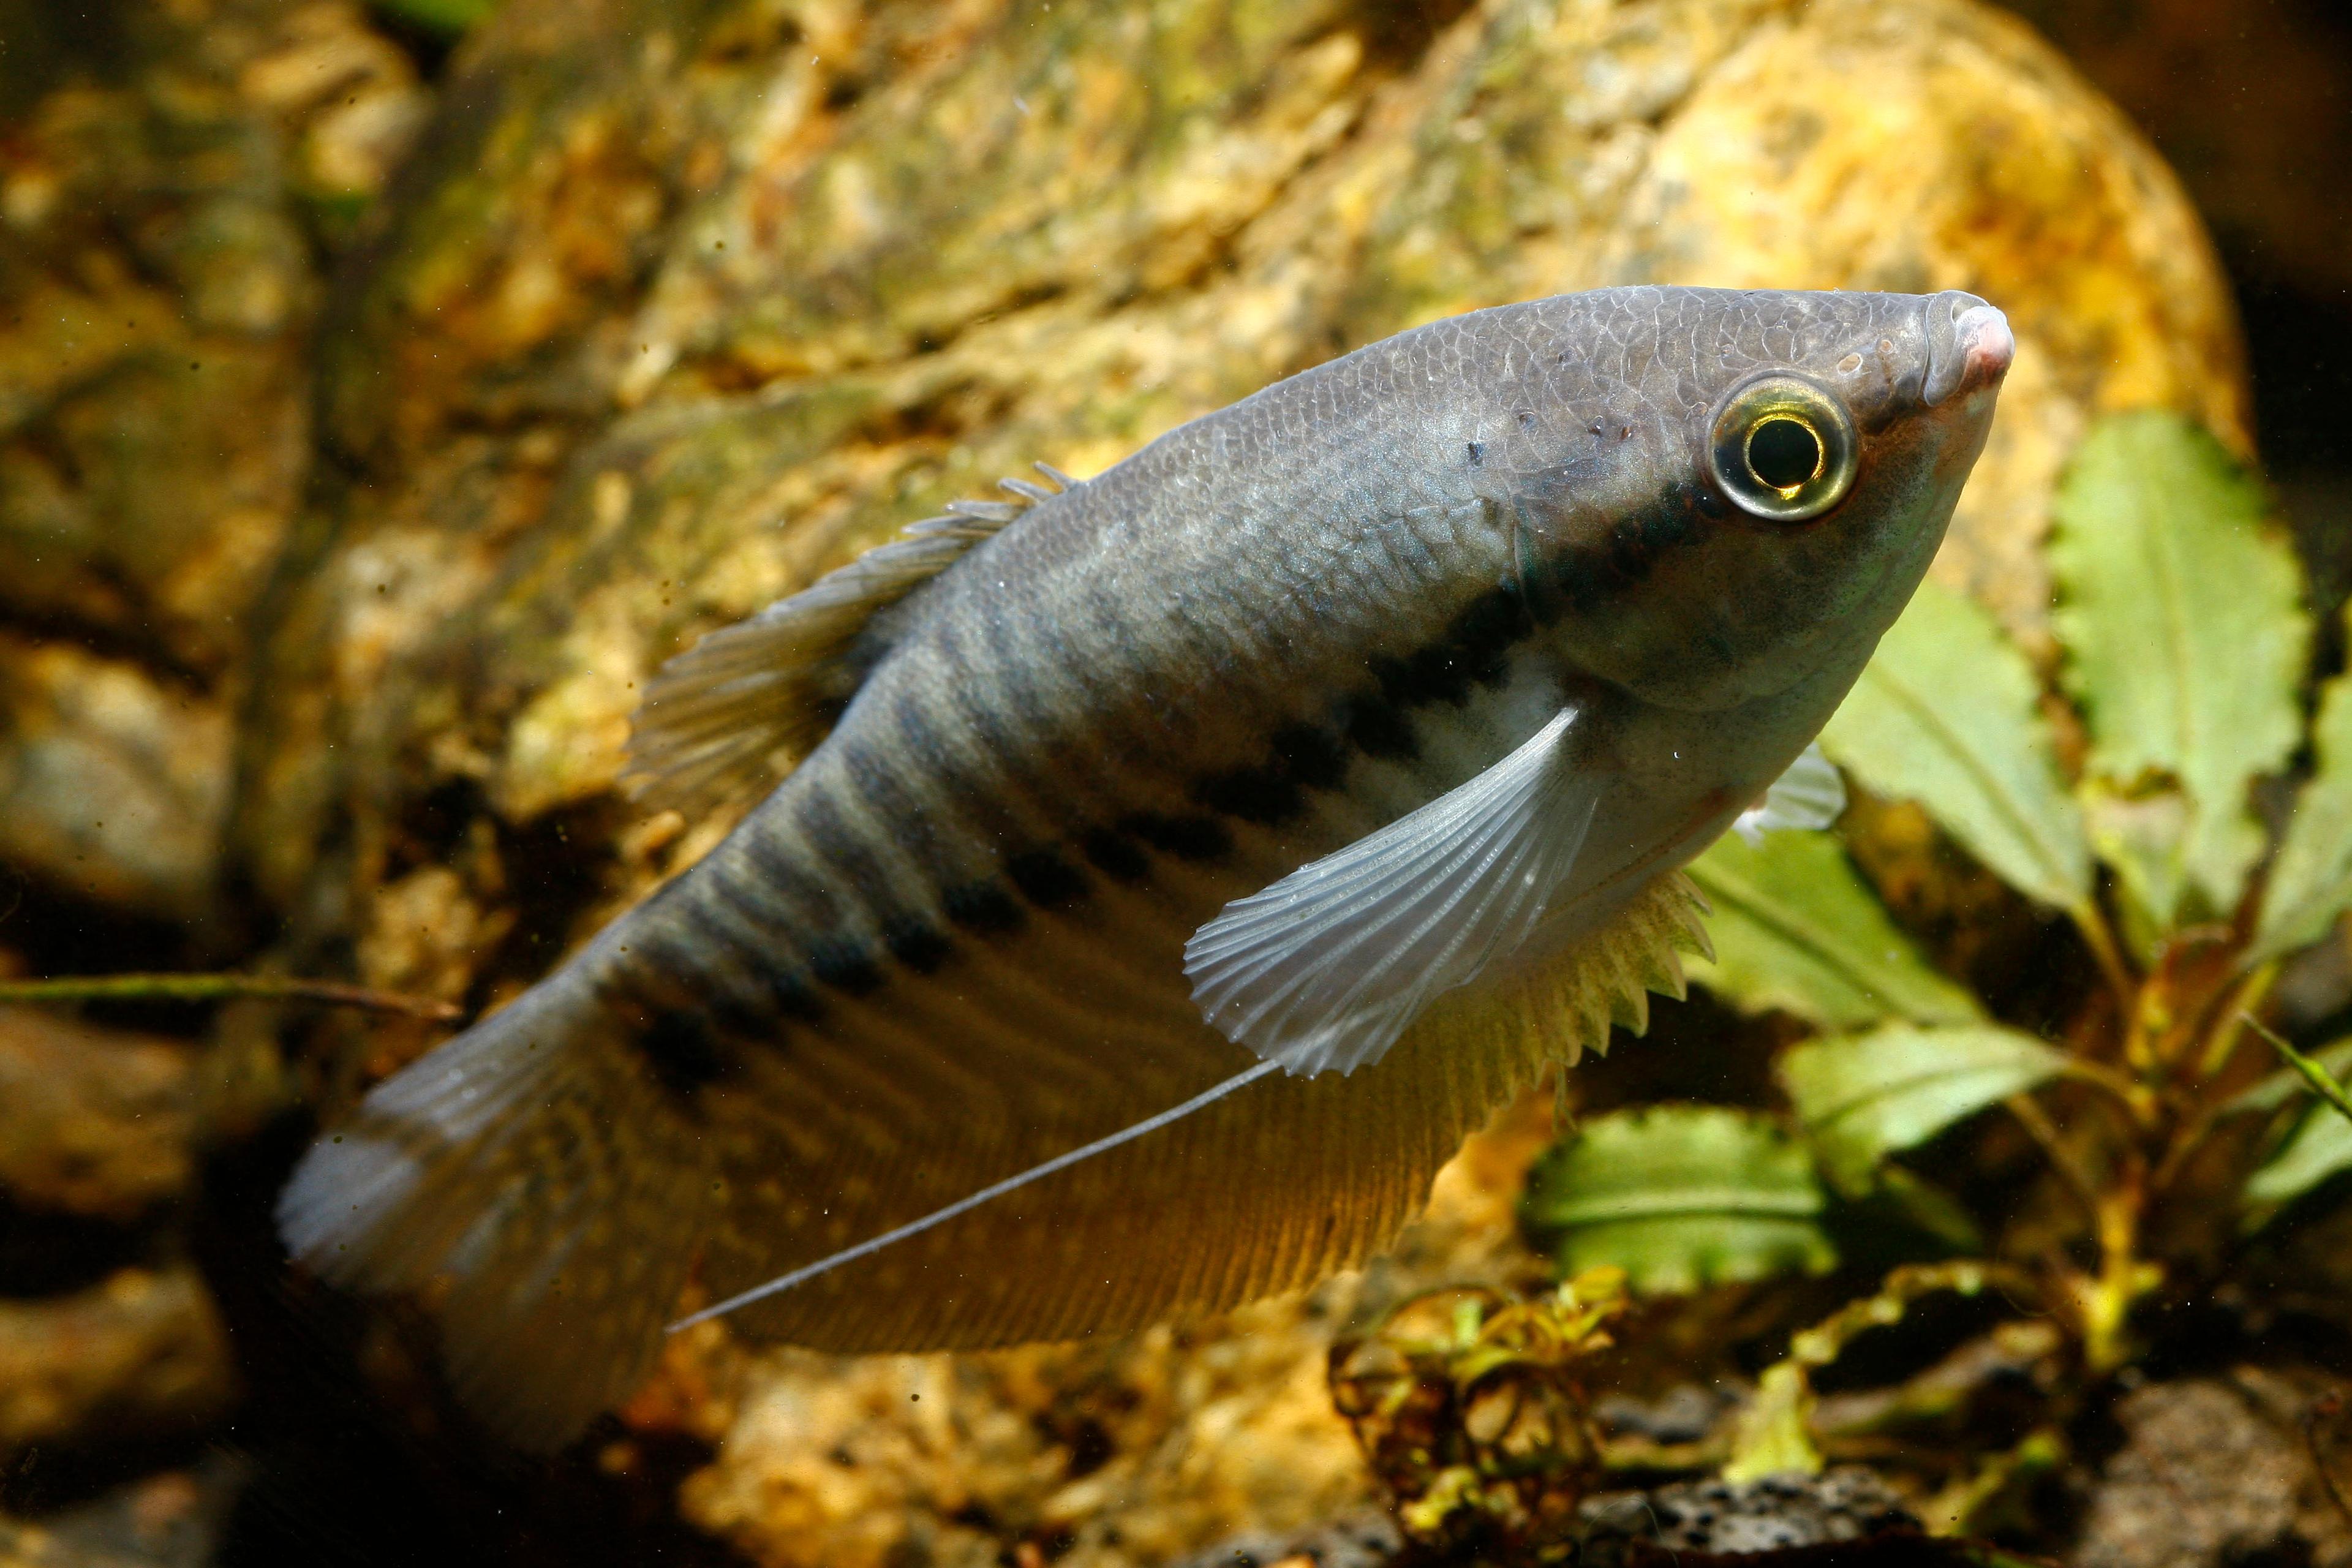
[[1921, 293, 2014, 407], [1951, 304, 2014, 392]]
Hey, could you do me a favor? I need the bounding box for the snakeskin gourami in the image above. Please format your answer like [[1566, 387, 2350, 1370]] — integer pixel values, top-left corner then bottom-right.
[[279, 285, 2015, 1446]]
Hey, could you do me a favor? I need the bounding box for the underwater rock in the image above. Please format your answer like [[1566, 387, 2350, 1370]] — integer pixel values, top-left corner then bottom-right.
[[0, 1268, 235, 1460], [0, 1455, 246, 1568], [2070, 1370, 2352, 1568], [205, 0, 2247, 1559], [1166, 1511, 1402, 1568], [669, 1291, 1375, 1568], [1174, 1468, 1927, 1564], [0, 641, 230, 921], [0, 0, 428, 921], [0, 1008, 198, 1222], [1574, 1467, 1918, 1560], [1999, 0, 2352, 311]]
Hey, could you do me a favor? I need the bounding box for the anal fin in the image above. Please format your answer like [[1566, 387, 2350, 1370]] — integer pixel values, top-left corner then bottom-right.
[[685, 872, 1713, 1350]]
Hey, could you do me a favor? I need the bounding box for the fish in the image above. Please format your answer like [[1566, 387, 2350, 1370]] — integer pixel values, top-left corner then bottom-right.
[[278, 285, 2014, 1446]]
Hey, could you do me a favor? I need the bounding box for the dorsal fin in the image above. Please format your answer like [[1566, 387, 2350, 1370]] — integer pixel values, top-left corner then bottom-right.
[[622, 463, 1077, 816]]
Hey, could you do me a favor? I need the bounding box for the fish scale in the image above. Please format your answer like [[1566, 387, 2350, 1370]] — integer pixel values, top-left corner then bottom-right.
[[280, 285, 2014, 1446]]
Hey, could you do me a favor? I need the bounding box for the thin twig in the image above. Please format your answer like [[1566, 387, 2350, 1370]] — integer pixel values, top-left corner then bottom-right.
[[0, 973, 462, 1022]]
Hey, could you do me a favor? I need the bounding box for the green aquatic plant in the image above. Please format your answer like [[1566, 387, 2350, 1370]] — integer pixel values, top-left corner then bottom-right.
[[1329, 1267, 1630, 1558], [1517, 410, 2352, 1530]]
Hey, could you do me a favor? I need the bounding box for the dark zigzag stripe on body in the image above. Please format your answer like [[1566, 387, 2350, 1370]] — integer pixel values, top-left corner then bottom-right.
[[613, 486, 1708, 1099]]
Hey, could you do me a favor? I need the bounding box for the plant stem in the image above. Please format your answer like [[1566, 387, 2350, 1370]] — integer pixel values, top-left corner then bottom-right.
[[2007, 1089, 2158, 1369], [1920, 1427, 2067, 1538], [2079, 1174, 2155, 1375], [2058, 1058, 2161, 1128], [2192, 963, 2276, 1080], [2149, 1101, 2228, 1194], [2005, 1093, 2106, 1227], [2122, 971, 2159, 1074], [2071, 901, 2138, 1020], [2244, 1014, 2352, 1126], [0, 973, 462, 1021]]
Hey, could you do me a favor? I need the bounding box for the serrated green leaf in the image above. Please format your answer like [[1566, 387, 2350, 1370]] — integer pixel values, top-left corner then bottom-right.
[[1685, 830, 1981, 1030], [1781, 1024, 2070, 1194], [2049, 412, 2309, 926], [2245, 1106, 2352, 1210], [2253, 662, 2352, 962], [1520, 1106, 1836, 1294], [2078, 783, 2193, 956], [1822, 578, 2090, 914]]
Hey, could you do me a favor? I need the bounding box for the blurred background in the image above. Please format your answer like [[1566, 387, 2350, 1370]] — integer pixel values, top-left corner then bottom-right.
[[0, 2, 2346, 1565]]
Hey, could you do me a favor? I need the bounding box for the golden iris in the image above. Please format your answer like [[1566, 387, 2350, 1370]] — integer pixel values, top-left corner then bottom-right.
[[1706, 374, 1858, 522]]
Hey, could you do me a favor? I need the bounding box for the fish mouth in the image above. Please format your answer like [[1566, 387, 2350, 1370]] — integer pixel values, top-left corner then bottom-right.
[[1921, 293, 2015, 407]]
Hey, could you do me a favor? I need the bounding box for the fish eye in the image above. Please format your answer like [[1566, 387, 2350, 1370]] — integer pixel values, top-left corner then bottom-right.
[[1706, 374, 1858, 522]]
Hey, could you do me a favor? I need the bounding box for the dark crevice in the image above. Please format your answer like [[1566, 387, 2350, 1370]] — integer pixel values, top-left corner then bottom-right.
[[0, 869, 199, 983], [0, 1430, 219, 1520], [1342, 0, 1481, 76], [472, 796, 633, 1005], [845, 374, 1023, 451], [0, 594, 220, 696], [366, 12, 465, 81], [2234, 258, 2352, 622], [0, 1197, 162, 1300]]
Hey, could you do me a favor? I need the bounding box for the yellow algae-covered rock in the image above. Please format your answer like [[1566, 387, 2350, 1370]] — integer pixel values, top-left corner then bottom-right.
[[665, 1297, 1371, 1568], [218, 0, 2247, 1560], [0, 638, 232, 919], [0, 0, 429, 921], [0, 1267, 235, 1460], [0, 1008, 199, 1223]]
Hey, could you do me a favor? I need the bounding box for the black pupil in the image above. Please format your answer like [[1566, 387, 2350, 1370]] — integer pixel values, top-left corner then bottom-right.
[[1747, 417, 1823, 491]]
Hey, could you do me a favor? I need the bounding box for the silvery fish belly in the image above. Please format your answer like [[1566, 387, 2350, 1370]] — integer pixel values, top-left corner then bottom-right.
[[279, 285, 2014, 1445]]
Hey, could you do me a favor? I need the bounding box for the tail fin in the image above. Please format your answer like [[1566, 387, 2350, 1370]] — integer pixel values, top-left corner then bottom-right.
[[277, 975, 717, 1448]]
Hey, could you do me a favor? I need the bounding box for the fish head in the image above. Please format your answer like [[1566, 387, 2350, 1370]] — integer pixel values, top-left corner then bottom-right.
[[1515, 287, 2013, 712]]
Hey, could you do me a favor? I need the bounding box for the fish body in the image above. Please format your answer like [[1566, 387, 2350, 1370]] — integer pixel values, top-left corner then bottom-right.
[[281, 286, 2013, 1444]]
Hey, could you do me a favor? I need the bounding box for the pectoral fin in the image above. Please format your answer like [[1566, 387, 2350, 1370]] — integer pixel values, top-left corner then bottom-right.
[[1183, 707, 1602, 1077], [1732, 742, 1847, 846]]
